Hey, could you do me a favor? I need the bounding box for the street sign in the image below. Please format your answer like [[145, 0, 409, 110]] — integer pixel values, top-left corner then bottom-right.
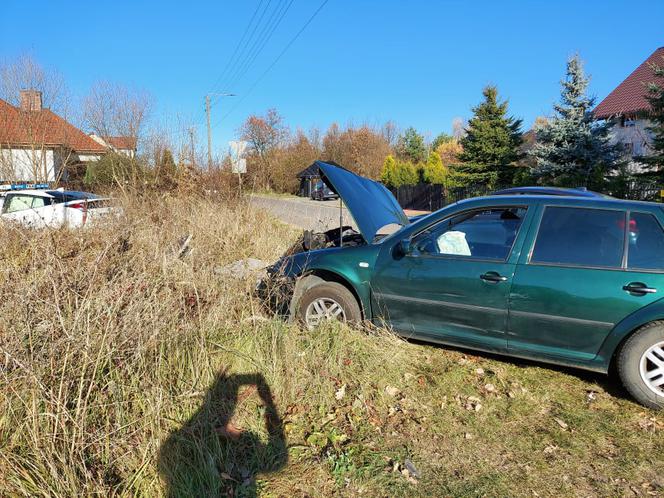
[[232, 158, 246, 174], [229, 140, 248, 176]]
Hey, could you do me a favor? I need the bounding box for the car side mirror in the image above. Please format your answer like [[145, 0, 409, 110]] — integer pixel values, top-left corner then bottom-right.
[[398, 238, 419, 257]]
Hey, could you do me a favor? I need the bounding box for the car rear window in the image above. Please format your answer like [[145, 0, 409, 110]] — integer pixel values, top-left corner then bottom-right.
[[627, 212, 664, 271], [531, 207, 625, 268]]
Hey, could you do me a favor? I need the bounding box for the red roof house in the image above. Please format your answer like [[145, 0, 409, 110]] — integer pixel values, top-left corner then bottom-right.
[[593, 48, 664, 163], [594, 47, 664, 120], [89, 134, 137, 158], [0, 90, 107, 182]]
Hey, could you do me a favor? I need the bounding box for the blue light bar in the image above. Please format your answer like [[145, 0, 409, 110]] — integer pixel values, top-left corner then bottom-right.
[[0, 182, 51, 191]]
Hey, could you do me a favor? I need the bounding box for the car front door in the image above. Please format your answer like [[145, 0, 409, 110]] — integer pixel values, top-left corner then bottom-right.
[[371, 204, 532, 351], [508, 205, 664, 364], [1, 194, 50, 227]]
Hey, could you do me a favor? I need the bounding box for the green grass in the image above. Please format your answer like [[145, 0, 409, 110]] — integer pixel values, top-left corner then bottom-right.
[[0, 193, 662, 497]]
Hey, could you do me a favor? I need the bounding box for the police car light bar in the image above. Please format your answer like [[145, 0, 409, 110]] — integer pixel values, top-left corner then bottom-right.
[[0, 182, 51, 191]]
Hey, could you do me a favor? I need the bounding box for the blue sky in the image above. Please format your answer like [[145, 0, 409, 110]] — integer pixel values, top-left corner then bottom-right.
[[1, 0, 663, 156]]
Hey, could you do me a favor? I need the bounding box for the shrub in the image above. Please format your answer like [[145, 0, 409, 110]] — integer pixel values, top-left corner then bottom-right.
[[420, 151, 447, 185]]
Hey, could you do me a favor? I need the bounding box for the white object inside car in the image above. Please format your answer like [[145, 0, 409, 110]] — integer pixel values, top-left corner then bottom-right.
[[437, 230, 471, 256]]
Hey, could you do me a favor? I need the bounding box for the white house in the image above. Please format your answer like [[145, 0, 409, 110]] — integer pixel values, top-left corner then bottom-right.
[[594, 47, 664, 172], [0, 90, 107, 183], [89, 134, 137, 158]]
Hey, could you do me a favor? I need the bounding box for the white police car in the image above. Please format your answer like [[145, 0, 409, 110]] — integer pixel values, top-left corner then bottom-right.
[[0, 183, 119, 228]]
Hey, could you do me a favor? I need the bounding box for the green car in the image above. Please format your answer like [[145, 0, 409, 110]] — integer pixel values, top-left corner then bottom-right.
[[263, 162, 664, 409]]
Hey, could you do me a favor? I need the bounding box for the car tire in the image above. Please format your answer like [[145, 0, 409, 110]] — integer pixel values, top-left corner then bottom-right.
[[617, 321, 664, 409], [296, 282, 361, 329]]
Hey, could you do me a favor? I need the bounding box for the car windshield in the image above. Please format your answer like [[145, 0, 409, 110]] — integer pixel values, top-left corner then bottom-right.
[[46, 190, 99, 203]]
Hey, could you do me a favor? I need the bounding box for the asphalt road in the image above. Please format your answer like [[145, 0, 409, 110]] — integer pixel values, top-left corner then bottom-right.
[[249, 194, 356, 231]]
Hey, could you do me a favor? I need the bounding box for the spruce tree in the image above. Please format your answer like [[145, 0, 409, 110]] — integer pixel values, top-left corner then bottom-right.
[[459, 86, 523, 186], [637, 57, 664, 177], [396, 127, 427, 164], [530, 55, 623, 187]]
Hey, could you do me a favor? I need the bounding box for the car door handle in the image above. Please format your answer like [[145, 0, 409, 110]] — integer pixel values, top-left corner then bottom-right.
[[623, 282, 657, 295], [480, 272, 508, 283]]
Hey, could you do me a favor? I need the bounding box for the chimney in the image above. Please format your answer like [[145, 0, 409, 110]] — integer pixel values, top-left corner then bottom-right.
[[19, 89, 43, 112]]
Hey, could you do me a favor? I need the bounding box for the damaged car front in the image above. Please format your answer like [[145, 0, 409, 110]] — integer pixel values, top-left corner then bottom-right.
[[258, 161, 411, 326]]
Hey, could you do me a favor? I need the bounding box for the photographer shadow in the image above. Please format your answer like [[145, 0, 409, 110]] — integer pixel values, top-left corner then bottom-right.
[[159, 372, 287, 497]]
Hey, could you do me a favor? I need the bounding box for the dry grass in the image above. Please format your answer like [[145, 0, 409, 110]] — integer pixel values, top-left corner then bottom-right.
[[0, 192, 662, 497]]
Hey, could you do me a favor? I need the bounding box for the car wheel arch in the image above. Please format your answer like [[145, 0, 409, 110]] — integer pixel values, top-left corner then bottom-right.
[[289, 269, 365, 320], [598, 303, 664, 372], [608, 319, 664, 372]]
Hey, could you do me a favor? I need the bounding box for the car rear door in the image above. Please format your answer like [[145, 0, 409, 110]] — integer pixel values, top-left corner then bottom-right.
[[371, 203, 533, 352], [508, 203, 664, 364]]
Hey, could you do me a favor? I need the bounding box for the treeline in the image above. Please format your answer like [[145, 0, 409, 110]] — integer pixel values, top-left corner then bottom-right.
[[239, 52, 664, 194]]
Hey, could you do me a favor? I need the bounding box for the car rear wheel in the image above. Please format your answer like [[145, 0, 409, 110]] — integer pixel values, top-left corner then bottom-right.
[[297, 282, 361, 330], [618, 321, 664, 409]]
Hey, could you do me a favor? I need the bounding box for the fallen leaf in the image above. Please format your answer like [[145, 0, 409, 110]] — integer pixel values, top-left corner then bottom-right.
[[385, 386, 400, 397], [335, 384, 347, 401], [553, 417, 569, 430]]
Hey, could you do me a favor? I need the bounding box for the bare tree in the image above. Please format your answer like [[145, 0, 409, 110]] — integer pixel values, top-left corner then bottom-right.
[[83, 81, 152, 145], [381, 120, 399, 148], [452, 117, 467, 141], [0, 55, 77, 183], [0, 54, 69, 115]]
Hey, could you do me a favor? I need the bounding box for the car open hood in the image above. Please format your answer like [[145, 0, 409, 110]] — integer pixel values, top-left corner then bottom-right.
[[317, 161, 409, 243]]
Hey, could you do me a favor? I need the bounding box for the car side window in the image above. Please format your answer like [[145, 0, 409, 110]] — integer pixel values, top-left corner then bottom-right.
[[4, 195, 33, 213], [2, 195, 50, 213], [413, 207, 527, 260], [531, 207, 625, 268], [30, 196, 47, 209], [627, 212, 664, 271]]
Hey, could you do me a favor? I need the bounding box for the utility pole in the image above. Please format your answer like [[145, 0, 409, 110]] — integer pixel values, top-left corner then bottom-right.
[[205, 93, 236, 171], [205, 95, 212, 170], [188, 127, 196, 168]]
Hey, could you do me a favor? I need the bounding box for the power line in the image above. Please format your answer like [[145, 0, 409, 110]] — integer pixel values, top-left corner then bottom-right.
[[208, 0, 270, 98], [221, 0, 295, 95], [212, 0, 330, 128]]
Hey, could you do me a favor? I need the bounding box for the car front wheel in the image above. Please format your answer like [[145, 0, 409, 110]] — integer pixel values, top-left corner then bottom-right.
[[618, 321, 664, 409], [297, 282, 361, 330]]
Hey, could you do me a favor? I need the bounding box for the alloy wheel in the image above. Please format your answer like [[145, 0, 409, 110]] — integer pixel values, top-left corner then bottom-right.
[[639, 341, 664, 396], [304, 297, 346, 329]]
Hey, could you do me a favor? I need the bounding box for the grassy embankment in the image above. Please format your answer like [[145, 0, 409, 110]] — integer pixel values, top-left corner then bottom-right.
[[0, 193, 662, 497]]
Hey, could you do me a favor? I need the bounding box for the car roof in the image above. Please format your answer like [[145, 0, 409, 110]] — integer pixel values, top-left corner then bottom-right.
[[492, 186, 609, 198], [4, 189, 55, 197], [456, 192, 662, 212], [4, 189, 101, 200]]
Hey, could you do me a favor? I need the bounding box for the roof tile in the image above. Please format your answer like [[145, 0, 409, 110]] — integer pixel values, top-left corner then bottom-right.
[[593, 47, 664, 119], [0, 98, 107, 153]]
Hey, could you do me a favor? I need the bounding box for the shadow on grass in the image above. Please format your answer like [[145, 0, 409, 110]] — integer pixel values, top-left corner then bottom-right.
[[159, 372, 287, 497], [406, 338, 633, 402]]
